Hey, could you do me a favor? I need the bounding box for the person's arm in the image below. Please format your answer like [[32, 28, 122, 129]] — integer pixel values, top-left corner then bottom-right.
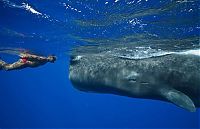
[[26, 61, 39, 67], [28, 55, 46, 60], [20, 53, 47, 61]]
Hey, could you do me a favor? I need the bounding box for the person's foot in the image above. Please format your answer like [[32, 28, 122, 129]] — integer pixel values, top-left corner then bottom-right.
[[0, 60, 6, 70], [0, 60, 4, 70]]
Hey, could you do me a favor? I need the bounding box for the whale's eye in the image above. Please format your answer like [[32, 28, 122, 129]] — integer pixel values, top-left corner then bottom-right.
[[128, 78, 137, 83], [124, 71, 139, 83]]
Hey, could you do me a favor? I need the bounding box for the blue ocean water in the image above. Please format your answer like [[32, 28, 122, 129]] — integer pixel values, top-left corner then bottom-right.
[[0, 0, 199, 128]]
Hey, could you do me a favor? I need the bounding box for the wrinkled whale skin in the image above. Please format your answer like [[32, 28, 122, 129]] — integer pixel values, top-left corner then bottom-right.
[[69, 53, 200, 112]]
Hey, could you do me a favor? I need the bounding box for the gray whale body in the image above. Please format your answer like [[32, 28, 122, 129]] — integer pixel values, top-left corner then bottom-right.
[[69, 52, 200, 112]]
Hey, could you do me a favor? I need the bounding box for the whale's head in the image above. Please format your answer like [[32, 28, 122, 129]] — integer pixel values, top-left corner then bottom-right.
[[69, 54, 151, 95], [69, 55, 83, 82], [69, 55, 94, 91]]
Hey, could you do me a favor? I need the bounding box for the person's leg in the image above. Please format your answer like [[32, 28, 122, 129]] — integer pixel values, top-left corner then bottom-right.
[[3, 61, 25, 71]]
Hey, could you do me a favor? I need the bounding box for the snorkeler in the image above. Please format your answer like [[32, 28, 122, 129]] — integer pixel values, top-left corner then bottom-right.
[[0, 52, 56, 71]]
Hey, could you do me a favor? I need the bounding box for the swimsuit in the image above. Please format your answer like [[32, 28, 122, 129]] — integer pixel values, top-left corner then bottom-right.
[[21, 57, 28, 63]]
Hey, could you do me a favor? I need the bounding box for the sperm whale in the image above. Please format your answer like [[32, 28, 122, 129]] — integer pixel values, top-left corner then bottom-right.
[[69, 49, 200, 112]]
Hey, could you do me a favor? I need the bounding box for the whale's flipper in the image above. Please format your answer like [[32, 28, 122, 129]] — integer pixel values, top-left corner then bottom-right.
[[159, 87, 196, 112]]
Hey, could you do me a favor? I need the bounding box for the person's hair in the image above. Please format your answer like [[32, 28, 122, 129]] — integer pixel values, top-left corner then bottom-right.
[[48, 55, 56, 63]]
